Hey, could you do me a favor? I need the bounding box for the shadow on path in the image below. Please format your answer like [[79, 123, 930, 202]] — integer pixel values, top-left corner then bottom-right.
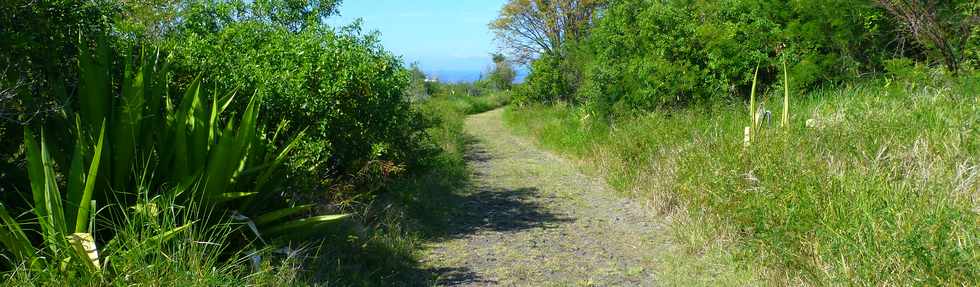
[[431, 133, 572, 240], [416, 133, 571, 285], [425, 267, 497, 286], [441, 186, 569, 238], [307, 122, 570, 286]]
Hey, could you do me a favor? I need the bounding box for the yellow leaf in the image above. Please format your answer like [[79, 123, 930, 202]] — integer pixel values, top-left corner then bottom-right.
[[67, 233, 100, 272]]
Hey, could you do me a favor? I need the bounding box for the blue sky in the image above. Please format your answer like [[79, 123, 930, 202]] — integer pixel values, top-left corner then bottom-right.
[[328, 0, 507, 82]]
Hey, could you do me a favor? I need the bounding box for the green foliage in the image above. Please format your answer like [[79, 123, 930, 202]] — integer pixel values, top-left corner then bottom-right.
[[0, 0, 119, 197], [514, 53, 574, 104], [167, 17, 422, 191], [2, 185, 302, 286], [874, 0, 980, 73], [568, 0, 898, 111], [405, 63, 431, 101], [1, 38, 350, 281], [884, 58, 932, 85], [514, 0, 978, 111], [487, 53, 517, 91], [173, 0, 341, 35], [1, 0, 474, 284], [967, 11, 980, 69], [0, 0, 117, 119], [505, 78, 980, 285]]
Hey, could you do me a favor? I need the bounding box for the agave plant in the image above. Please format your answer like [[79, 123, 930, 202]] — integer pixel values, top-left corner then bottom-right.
[[0, 38, 349, 274], [0, 120, 107, 272]]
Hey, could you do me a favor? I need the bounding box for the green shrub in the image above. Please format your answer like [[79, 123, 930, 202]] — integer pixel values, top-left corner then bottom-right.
[[0, 0, 119, 200], [510, 0, 946, 111], [570, 0, 897, 111], [167, 18, 423, 192], [514, 54, 574, 104], [884, 58, 932, 85], [966, 23, 980, 69]]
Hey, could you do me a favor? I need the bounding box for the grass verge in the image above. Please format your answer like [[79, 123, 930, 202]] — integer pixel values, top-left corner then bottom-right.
[[503, 78, 979, 285], [306, 91, 509, 286]]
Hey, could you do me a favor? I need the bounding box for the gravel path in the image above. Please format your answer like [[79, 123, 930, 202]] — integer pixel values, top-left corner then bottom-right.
[[420, 109, 671, 286]]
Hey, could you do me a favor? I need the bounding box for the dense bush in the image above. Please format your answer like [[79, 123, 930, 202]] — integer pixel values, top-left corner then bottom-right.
[[514, 0, 979, 111], [967, 23, 980, 68], [0, 0, 116, 118], [874, 0, 980, 73], [0, 1, 120, 198], [0, 0, 438, 283], [576, 0, 899, 110], [514, 54, 574, 104], [164, 3, 426, 195]]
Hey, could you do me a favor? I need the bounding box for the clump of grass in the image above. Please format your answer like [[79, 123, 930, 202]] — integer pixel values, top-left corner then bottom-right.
[[504, 77, 979, 285], [0, 181, 301, 286], [426, 91, 512, 115]]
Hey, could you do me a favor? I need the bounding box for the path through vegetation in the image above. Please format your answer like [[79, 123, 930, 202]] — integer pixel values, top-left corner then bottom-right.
[[421, 109, 670, 286]]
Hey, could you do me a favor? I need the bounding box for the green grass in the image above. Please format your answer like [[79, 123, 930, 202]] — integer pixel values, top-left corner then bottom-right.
[[302, 90, 510, 286], [427, 91, 512, 115], [504, 77, 979, 285], [1, 183, 304, 286]]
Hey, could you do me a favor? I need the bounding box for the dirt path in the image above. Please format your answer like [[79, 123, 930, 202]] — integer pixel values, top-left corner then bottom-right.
[[421, 109, 670, 286]]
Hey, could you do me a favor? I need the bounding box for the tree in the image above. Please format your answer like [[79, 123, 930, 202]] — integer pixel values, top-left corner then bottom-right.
[[117, 0, 181, 38], [250, 0, 342, 31], [171, 0, 342, 35], [489, 53, 517, 90], [874, 0, 979, 72], [490, 0, 607, 64], [405, 63, 429, 101]]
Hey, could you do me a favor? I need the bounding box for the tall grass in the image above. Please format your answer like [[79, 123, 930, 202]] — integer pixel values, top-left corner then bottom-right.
[[2, 177, 285, 286], [504, 77, 979, 285]]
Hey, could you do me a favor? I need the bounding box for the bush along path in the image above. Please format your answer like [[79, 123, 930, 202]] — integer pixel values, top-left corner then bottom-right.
[[421, 109, 669, 286]]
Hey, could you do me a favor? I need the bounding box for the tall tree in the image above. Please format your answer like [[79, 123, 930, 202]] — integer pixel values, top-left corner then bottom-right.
[[490, 0, 606, 64]]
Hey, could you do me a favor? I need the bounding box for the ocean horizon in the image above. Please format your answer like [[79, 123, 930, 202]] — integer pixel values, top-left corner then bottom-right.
[[427, 69, 528, 83]]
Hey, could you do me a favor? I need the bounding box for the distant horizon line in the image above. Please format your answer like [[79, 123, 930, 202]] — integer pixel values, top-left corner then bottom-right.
[[424, 69, 528, 83]]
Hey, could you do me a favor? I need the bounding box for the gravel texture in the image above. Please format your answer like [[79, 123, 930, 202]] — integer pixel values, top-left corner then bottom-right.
[[420, 109, 671, 286]]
